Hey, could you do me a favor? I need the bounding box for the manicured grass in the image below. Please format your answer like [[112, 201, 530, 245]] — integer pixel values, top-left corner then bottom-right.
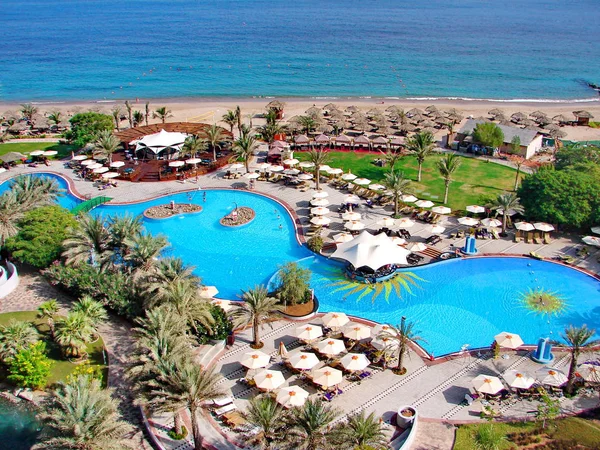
[[0, 311, 108, 387], [295, 151, 521, 211], [0, 142, 77, 159]]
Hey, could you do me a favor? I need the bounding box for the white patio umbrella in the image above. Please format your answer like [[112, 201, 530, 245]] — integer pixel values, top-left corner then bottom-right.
[[289, 352, 320, 370], [466, 205, 485, 214], [342, 212, 362, 221], [311, 198, 330, 207], [93, 167, 109, 174], [254, 370, 286, 391], [283, 158, 299, 165], [284, 168, 300, 176], [296, 325, 323, 341], [415, 200, 434, 208], [101, 172, 120, 179], [169, 160, 185, 168], [87, 163, 102, 169], [582, 236, 600, 247], [200, 285, 219, 298], [373, 324, 393, 336], [481, 218, 502, 228], [494, 331, 524, 349], [431, 206, 452, 215], [591, 226, 600, 235], [312, 191, 329, 199], [343, 323, 371, 340], [311, 207, 330, 216], [371, 336, 398, 351], [269, 165, 284, 172], [533, 222, 554, 232], [80, 159, 96, 166], [241, 351, 271, 369], [109, 161, 125, 168], [515, 222, 535, 232], [322, 312, 349, 328], [257, 162, 272, 170], [369, 183, 386, 191], [72, 154, 88, 161], [298, 173, 314, 181], [245, 172, 260, 179], [311, 216, 331, 226], [343, 194, 361, 204], [229, 163, 245, 170], [333, 232, 354, 243], [401, 194, 417, 203], [472, 374, 504, 395], [354, 178, 371, 186], [536, 367, 568, 387], [340, 353, 370, 372], [312, 367, 343, 387], [211, 299, 233, 312], [458, 217, 479, 226], [299, 161, 315, 168], [391, 236, 406, 245], [184, 157, 201, 166], [578, 363, 600, 383], [408, 242, 427, 252], [429, 225, 446, 234], [29, 150, 45, 156], [342, 173, 357, 181], [397, 218, 415, 228], [316, 338, 346, 356], [276, 386, 309, 408], [328, 168, 343, 175], [345, 221, 365, 231], [377, 217, 396, 227], [497, 208, 517, 216], [503, 370, 536, 390], [317, 165, 331, 172], [43, 150, 58, 156]]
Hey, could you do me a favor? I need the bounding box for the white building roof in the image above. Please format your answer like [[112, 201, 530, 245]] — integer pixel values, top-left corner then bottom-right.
[[134, 129, 188, 154]]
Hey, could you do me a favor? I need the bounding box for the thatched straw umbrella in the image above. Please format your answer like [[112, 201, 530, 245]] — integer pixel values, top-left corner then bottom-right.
[[306, 107, 322, 119], [398, 123, 416, 133], [407, 108, 425, 117], [331, 119, 350, 130], [350, 111, 366, 122], [535, 114, 550, 126], [488, 108, 504, 116], [316, 123, 334, 134], [511, 112, 527, 122], [573, 110, 594, 126], [529, 110, 546, 118], [420, 127, 437, 134], [353, 118, 371, 133], [386, 105, 402, 114], [492, 112, 507, 122], [520, 118, 537, 128], [499, 119, 512, 126], [552, 114, 570, 124], [419, 119, 436, 128], [346, 105, 360, 113], [367, 108, 382, 117], [329, 110, 346, 120], [323, 103, 339, 111], [425, 105, 439, 114], [410, 112, 426, 123]]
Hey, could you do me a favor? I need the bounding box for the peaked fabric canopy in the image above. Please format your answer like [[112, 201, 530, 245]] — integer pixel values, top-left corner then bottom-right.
[[135, 129, 188, 154], [331, 231, 410, 270]]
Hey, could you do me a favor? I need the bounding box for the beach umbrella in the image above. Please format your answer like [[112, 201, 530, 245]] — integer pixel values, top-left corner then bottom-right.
[[316, 124, 334, 134], [373, 324, 393, 336], [340, 353, 370, 372], [322, 312, 349, 328], [578, 363, 600, 383], [371, 336, 398, 351], [481, 218, 502, 228], [398, 123, 416, 133], [591, 226, 600, 235], [283, 168, 300, 176], [377, 217, 395, 227], [534, 222, 554, 232], [169, 160, 185, 168], [327, 168, 343, 175], [283, 158, 299, 166], [72, 155, 88, 161], [354, 178, 371, 186], [316, 338, 346, 356], [536, 367, 568, 387], [276, 386, 309, 408], [408, 242, 427, 252], [279, 342, 289, 359], [310, 216, 331, 226], [407, 108, 425, 116], [269, 165, 284, 172], [497, 207, 518, 216], [299, 161, 315, 169], [42, 150, 58, 156], [488, 108, 504, 117], [401, 194, 417, 203], [342, 173, 357, 181], [503, 370, 536, 390], [241, 350, 271, 369], [101, 172, 119, 179], [369, 183, 386, 191], [229, 163, 244, 170], [431, 206, 451, 215], [81, 159, 96, 166], [582, 236, 600, 247], [245, 172, 260, 179], [391, 236, 406, 246], [466, 205, 485, 214], [310, 198, 330, 207], [296, 324, 323, 341], [256, 162, 272, 171], [342, 323, 371, 340], [345, 221, 365, 231], [289, 352, 320, 370], [494, 331, 524, 349], [298, 173, 314, 181], [87, 163, 103, 170], [397, 218, 415, 228], [312, 367, 343, 387], [186, 158, 202, 165], [312, 191, 329, 199], [310, 207, 330, 216], [552, 114, 570, 124], [30, 150, 45, 156], [93, 167, 109, 174], [110, 161, 125, 167], [342, 212, 361, 221], [515, 222, 535, 232], [211, 299, 232, 312], [200, 286, 219, 298], [511, 112, 527, 122], [429, 224, 446, 234], [346, 105, 360, 112], [415, 200, 434, 208], [472, 374, 504, 395], [458, 217, 479, 226], [254, 370, 285, 391], [317, 165, 331, 172], [343, 194, 360, 204], [333, 232, 354, 243]]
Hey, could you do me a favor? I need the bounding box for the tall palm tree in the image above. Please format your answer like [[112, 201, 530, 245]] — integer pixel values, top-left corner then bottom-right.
[[235, 105, 242, 135], [93, 130, 120, 163], [35, 375, 130, 450], [0, 320, 38, 361], [298, 116, 317, 135], [436, 153, 461, 204], [560, 325, 599, 395], [37, 300, 59, 339], [47, 110, 62, 127], [144, 363, 225, 450], [229, 285, 283, 349], [107, 214, 143, 255], [257, 122, 283, 144], [221, 110, 237, 134], [71, 295, 108, 337], [153, 106, 172, 124], [443, 122, 456, 148], [378, 316, 425, 374], [406, 131, 436, 182], [124, 232, 169, 276], [0, 192, 24, 246], [132, 110, 144, 127], [62, 215, 110, 267], [333, 410, 388, 449], [124, 100, 133, 128], [233, 135, 258, 173], [10, 174, 63, 210], [282, 398, 342, 450], [201, 124, 228, 161], [141, 257, 200, 299], [243, 396, 287, 449], [20, 103, 38, 122], [379, 148, 403, 170], [382, 169, 412, 216], [182, 135, 207, 158], [306, 148, 331, 191], [111, 106, 122, 131], [54, 312, 94, 358], [144, 101, 151, 126], [490, 192, 524, 235]]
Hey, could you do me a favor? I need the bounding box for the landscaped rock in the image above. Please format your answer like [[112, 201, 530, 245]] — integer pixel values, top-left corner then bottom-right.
[[220, 207, 255, 227], [143, 203, 202, 219], [18, 390, 34, 402]]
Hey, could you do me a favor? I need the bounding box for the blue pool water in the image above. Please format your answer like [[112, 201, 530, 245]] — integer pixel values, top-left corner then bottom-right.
[[0, 398, 40, 450], [0, 172, 81, 211]]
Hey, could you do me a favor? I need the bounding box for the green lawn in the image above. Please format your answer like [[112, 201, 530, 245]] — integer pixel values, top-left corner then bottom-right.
[[0, 311, 108, 387], [295, 151, 521, 211], [0, 142, 78, 159]]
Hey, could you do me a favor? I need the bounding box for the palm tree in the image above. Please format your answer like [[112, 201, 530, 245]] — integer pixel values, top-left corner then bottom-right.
[[37, 300, 59, 339], [229, 285, 283, 349], [62, 215, 110, 267], [124, 100, 133, 128], [443, 121, 456, 148], [298, 116, 317, 135], [222, 110, 237, 134], [282, 398, 342, 450], [437, 153, 461, 204], [378, 316, 425, 374], [510, 154, 525, 191], [379, 148, 403, 170], [54, 312, 93, 358], [382, 169, 412, 217], [144, 101, 150, 126], [107, 214, 143, 255], [133, 110, 144, 127], [71, 296, 108, 339], [257, 122, 283, 144], [182, 135, 207, 158], [111, 106, 122, 131], [333, 410, 387, 449], [243, 396, 287, 449], [0, 320, 38, 361], [124, 232, 169, 276], [406, 131, 436, 182], [0, 192, 24, 246], [235, 105, 242, 135], [201, 124, 228, 161], [144, 363, 225, 450], [153, 106, 172, 124], [20, 103, 38, 122], [490, 192, 524, 235], [10, 174, 63, 210], [47, 110, 62, 127], [560, 325, 599, 395], [233, 135, 258, 173], [35, 374, 130, 450], [141, 257, 200, 300], [306, 148, 331, 191], [93, 130, 120, 163]]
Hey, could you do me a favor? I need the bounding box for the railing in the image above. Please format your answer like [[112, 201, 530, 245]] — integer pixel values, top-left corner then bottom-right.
[[70, 196, 112, 215]]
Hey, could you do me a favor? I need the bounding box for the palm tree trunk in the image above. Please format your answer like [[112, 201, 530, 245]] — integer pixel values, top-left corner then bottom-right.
[[212, 146, 217, 162], [514, 169, 520, 191], [394, 196, 399, 216], [502, 215, 508, 234], [397, 341, 405, 371], [315, 165, 320, 191], [444, 181, 449, 204], [162, 117, 166, 124], [566, 348, 579, 395], [190, 406, 203, 450], [417, 163, 422, 182], [174, 411, 184, 435], [48, 319, 55, 339], [245, 159, 250, 174], [253, 317, 260, 347]]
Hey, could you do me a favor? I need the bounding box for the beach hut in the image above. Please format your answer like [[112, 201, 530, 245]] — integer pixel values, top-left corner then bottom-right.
[[334, 134, 352, 149], [573, 110, 594, 126], [294, 134, 310, 149], [267, 100, 286, 120], [314, 134, 331, 147], [353, 134, 371, 150], [372, 135, 389, 149]]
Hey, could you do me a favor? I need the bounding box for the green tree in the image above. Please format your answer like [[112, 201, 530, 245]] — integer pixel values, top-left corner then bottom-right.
[[62, 215, 110, 267], [235, 105, 243, 135], [38, 299, 59, 339], [535, 389, 561, 429], [0, 320, 39, 361], [124, 100, 133, 128], [560, 324, 599, 395], [0, 192, 24, 246], [141, 257, 200, 305], [7, 341, 52, 389], [194, 305, 233, 344], [153, 106, 172, 124], [509, 154, 525, 191], [72, 295, 108, 338], [124, 232, 169, 277], [555, 143, 600, 170], [9, 174, 63, 210], [144, 101, 151, 126], [232, 134, 258, 173], [472, 122, 504, 149], [221, 110, 237, 134], [110, 106, 121, 131], [132, 110, 144, 127], [490, 192, 524, 234], [54, 311, 94, 358], [107, 214, 143, 256], [243, 396, 287, 449], [257, 122, 284, 144], [379, 148, 403, 170], [436, 153, 461, 204], [20, 103, 38, 122], [47, 110, 63, 127], [282, 398, 342, 450], [298, 115, 317, 134], [382, 169, 412, 216], [93, 130, 120, 163], [276, 262, 311, 306], [333, 410, 387, 449], [377, 316, 425, 374], [306, 148, 331, 191], [202, 124, 229, 161], [6, 206, 77, 268], [67, 112, 114, 148], [229, 285, 283, 349], [406, 131, 436, 182], [182, 135, 207, 158], [35, 374, 130, 449], [474, 423, 507, 450]]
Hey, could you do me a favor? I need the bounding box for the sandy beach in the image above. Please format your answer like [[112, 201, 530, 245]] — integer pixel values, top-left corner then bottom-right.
[[3, 97, 600, 141]]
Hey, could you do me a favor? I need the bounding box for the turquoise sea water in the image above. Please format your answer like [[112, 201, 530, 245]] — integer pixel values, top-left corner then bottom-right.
[[1, 0, 600, 101]]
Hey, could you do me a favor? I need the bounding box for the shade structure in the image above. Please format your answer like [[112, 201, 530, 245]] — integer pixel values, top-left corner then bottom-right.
[[298, 173, 314, 181], [295, 134, 310, 144], [269, 165, 284, 172], [169, 160, 185, 168], [536, 367, 568, 386], [371, 336, 398, 351], [415, 200, 434, 208], [254, 370, 286, 391], [342, 173, 357, 181], [372, 324, 393, 336], [296, 325, 323, 341], [503, 370, 535, 390], [211, 299, 233, 312], [72, 155, 88, 161], [466, 205, 485, 214], [401, 194, 417, 203], [299, 161, 315, 168], [391, 236, 407, 245], [340, 353, 370, 372], [533, 222, 554, 232], [314, 134, 330, 144], [369, 183, 386, 191], [481, 218, 502, 228], [397, 218, 415, 228], [289, 352, 320, 370], [29, 150, 45, 156], [431, 206, 451, 215], [241, 350, 271, 369], [591, 226, 600, 235], [354, 178, 371, 186], [578, 363, 600, 383], [377, 217, 396, 227], [494, 331, 524, 349], [316, 338, 346, 356], [515, 222, 535, 231], [310, 216, 331, 226], [101, 172, 120, 179], [283, 158, 299, 165], [429, 225, 446, 234], [229, 163, 245, 170], [458, 217, 479, 226], [322, 312, 349, 328], [276, 386, 309, 408], [333, 232, 354, 243], [328, 168, 343, 175], [310, 207, 330, 216], [200, 285, 219, 298], [245, 172, 260, 179], [312, 367, 343, 387], [87, 163, 103, 170], [186, 158, 202, 165], [42, 150, 58, 156], [283, 168, 300, 176], [80, 159, 96, 166], [343, 194, 360, 204], [310, 198, 330, 207], [312, 191, 329, 199], [317, 165, 331, 172], [332, 231, 410, 269], [110, 161, 125, 168], [472, 374, 504, 395], [343, 323, 371, 340], [0, 152, 26, 162], [582, 236, 600, 247], [408, 242, 427, 252], [345, 221, 365, 231], [497, 208, 517, 216], [135, 129, 188, 154], [93, 167, 109, 174]]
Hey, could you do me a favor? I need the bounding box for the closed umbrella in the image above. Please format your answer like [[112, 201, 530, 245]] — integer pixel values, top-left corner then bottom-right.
[[494, 331, 524, 349], [343, 194, 360, 204], [415, 200, 434, 208], [279, 342, 289, 359], [289, 352, 320, 370], [312, 191, 329, 199], [377, 217, 396, 227], [316, 338, 346, 356], [397, 218, 415, 228], [241, 351, 271, 369], [503, 370, 536, 390], [342, 173, 357, 181], [536, 367, 568, 386], [466, 205, 485, 214], [401, 194, 417, 203], [515, 222, 535, 232], [472, 374, 504, 395], [312, 367, 343, 387], [276, 386, 309, 408], [582, 236, 600, 247], [310, 198, 330, 207], [296, 325, 323, 341], [431, 206, 451, 215], [343, 323, 371, 340], [110, 161, 125, 168], [340, 353, 370, 372], [311, 207, 330, 216], [322, 312, 349, 328], [429, 225, 446, 234], [534, 223, 554, 232], [458, 217, 479, 226], [354, 178, 371, 186], [481, 218, 502, 228], [254, 370, 285, 391], [333, 232, 354, 243], [310, 216, 331, 226], [408, 242, 427, 252], [345, 221, 365, 231]]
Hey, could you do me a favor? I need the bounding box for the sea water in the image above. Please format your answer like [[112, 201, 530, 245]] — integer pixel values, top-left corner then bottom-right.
[[1, 0, 599, 102]]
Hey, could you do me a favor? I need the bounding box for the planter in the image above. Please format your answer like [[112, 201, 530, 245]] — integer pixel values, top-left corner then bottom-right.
[[396, 406, 417, 428]]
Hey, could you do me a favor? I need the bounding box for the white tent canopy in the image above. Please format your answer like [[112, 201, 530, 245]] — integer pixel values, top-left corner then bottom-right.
[[134, 129, 188, 155], [331, 231, 410, 270]]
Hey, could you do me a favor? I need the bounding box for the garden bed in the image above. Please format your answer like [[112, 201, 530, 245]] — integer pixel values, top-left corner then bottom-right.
[[143, 203, 202, 219], [220, 207, 255, 227]]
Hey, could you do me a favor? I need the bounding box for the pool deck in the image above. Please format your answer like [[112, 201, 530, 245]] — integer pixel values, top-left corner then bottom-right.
[[3, 156, 600, 450]]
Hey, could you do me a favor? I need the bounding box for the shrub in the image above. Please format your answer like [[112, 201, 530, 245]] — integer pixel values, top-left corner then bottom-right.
[[65, 361, 104, 384], [307, 235, 324, 253], [66, 112, 114, 148], [275, 261, 311, 305], [7, 341, 53, 389], [194, 305, 233, 344], [168, 425, 188, 440]]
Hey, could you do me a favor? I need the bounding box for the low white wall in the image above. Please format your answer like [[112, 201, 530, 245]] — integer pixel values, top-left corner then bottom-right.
[[0, 262, 19, 299]]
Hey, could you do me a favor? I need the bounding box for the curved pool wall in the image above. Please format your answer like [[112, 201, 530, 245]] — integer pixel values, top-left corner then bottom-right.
[[0, 172, 82, 210]]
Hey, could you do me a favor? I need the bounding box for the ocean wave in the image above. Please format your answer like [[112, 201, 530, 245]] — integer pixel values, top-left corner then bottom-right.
[[406, 96, 600, 103], [30, 101, 66, 105]]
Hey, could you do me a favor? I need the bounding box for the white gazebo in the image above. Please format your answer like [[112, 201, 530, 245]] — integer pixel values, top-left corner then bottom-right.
[[331, 231, 410, 270], [134, 129, 188, 159]]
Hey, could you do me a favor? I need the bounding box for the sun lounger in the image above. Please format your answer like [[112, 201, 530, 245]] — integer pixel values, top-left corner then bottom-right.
[[212, 396, 234, 407], [215, 403, 237, 416], [529, 251, 543, 260]]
